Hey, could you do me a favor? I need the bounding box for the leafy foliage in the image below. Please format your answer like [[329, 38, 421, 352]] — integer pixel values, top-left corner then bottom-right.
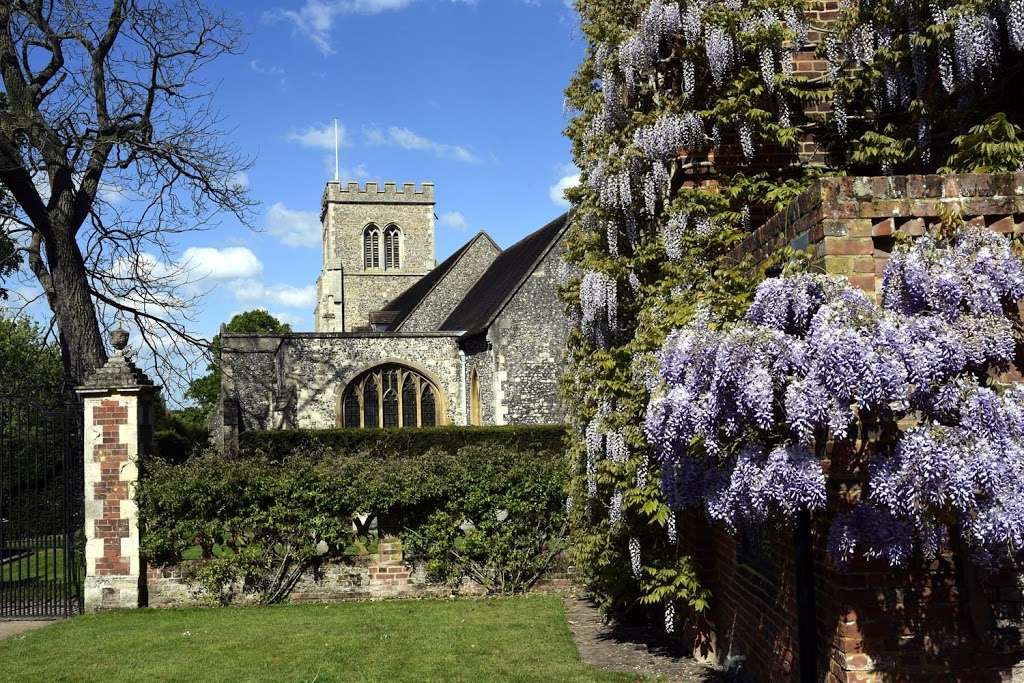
[[0, 314, 64, 401], [239, 424, 567, 461], [138, 438, 567, 603]]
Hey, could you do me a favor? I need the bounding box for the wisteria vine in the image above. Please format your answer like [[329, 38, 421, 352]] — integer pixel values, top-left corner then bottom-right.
[[646, 226, 1024, 568]]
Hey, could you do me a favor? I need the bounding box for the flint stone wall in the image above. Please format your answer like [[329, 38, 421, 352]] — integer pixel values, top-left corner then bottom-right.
[[487, 235, 569, 424], [222, 332, 464, 431], [400, 235, 501, 332]]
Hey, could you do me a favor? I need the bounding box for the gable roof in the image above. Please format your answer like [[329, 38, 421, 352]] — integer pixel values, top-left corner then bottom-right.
[[375, 231, 500, 332], [440, 212, 570, 334]]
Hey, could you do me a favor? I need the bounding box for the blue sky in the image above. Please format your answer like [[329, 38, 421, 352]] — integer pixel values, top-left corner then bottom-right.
[[174, 0, 584, 334]]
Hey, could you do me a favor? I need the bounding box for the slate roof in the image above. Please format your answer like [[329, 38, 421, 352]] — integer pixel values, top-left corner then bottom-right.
[[375, 231, 499, 332], [440, 212, 570, 334]]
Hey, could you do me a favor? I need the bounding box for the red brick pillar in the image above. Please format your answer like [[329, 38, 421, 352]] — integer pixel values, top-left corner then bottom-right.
[[76, 329, 158, 611]]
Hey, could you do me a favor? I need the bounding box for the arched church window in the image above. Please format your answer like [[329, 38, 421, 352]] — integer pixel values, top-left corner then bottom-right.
[[384, 225, 401, 270], [340, 364, 445, 429], [363, 225, 380, 269], [469, 368, 481, 426]]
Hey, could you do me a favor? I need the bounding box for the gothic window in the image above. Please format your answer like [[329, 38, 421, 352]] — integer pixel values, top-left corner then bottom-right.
[[384, 225, 401, 270], [469, 369, 482, 426], [363, 225, 380, 269], [340, 364, 444, 429]]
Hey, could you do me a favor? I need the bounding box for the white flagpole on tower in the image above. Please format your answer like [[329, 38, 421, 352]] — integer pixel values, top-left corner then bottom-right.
[[334, 118, 340, 182]]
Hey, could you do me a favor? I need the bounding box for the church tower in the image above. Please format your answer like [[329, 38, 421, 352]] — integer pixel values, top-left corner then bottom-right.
[[315, 181, 436, 332]]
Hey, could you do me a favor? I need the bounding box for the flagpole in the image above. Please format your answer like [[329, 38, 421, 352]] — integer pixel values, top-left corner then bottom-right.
[[334, 118, 340, 182]]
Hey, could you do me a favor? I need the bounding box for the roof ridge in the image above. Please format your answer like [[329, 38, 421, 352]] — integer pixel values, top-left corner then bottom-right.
[[439, 212, 570, 334], [387, 231, 498, 331]]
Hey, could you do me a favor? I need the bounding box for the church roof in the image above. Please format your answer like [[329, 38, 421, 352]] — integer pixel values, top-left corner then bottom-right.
[[440, 212, 570, 334], [375, 231, 500, 331]]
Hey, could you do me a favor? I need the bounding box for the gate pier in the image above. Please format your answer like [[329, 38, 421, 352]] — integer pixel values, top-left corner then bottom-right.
[[76, 329, 158, 612]]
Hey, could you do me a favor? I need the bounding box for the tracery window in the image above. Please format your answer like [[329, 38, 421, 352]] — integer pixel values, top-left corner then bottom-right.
[[384, 225, 401, 270], [363, 225, 380, 269], [340, 364, 443, 428]]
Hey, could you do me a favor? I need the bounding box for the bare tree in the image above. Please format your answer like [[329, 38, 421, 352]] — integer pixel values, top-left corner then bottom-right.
[[0, 0, 254, 389]]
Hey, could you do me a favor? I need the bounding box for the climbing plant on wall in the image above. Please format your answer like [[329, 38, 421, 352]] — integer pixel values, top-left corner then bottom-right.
[[562, 0, 1024, 631]]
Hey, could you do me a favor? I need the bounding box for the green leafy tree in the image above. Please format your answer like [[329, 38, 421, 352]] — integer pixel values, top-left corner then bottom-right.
[[0, 313, 64, 400], [186, 310, 291, 420]]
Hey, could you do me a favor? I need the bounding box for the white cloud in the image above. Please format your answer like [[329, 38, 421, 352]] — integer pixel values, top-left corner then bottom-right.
[[230, 280, 317, 309], [265, 0, 416, 55], [549, 165, 580, 207], [286, 121, 347, 151], [364, 125, 479, 163], [230, 171, 250, 190], [181, 247, 263, 280], [250, 60, 285, 76], [269, 310, 308, 328], [265, 202, 321, 248], [439, 211, 469, 232]]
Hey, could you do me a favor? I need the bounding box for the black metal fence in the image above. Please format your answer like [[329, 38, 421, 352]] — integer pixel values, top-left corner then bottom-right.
[[0, 396, 84, 618]]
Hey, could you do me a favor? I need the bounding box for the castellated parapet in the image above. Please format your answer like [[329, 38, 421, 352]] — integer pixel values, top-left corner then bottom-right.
[[316, 180, 436, 333], [321, 182, 435, 215]]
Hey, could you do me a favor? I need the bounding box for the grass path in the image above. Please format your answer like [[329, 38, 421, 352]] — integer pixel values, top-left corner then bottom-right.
[[0, 596, 636, 682]]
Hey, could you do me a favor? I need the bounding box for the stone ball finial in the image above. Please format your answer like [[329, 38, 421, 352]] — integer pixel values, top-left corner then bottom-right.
[[110, 327, 129, 351]]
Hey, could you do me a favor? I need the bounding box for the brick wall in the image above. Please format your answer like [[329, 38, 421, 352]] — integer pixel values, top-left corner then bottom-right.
[[694, 173, 1024, 682], [90, 399, 132, 577]]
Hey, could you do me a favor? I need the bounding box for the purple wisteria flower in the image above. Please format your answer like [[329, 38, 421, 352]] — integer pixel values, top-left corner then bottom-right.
[[647, 227, 1024, 568]]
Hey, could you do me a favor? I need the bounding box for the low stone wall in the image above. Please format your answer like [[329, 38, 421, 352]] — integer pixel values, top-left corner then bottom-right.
[[144, 540, 574, 608]]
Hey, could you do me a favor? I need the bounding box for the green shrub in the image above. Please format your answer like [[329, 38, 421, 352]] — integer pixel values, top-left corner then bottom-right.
[[238, 424, 567, 461], [138, 438, 568, 603]]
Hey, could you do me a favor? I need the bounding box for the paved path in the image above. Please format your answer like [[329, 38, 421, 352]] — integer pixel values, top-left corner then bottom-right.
[[564, 596, 730, 682], [0, 620, 53, 640]]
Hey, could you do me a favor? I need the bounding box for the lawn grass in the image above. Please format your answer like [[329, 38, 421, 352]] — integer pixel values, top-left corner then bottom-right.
[[0, 596, 636, 682]]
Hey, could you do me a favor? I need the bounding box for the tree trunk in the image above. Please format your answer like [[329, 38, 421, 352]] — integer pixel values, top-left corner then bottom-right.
[[43, 226, 107, 388]]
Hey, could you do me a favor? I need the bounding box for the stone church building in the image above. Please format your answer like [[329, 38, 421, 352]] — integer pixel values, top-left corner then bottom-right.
[[218, 180, 571, 439]]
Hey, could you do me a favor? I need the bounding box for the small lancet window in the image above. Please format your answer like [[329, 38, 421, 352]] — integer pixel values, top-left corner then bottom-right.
[[363, 225, 381, 269], [384, 225, 401, 270]]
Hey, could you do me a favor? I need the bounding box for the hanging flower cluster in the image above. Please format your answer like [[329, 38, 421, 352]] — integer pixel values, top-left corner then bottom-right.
[[825, 0, 1024, 171], [646, 226, 1024, 567]]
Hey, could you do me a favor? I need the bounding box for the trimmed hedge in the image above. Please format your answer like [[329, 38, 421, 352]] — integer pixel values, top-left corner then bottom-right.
[[139, 441, 568, 603], [238, 424, 568, 460]]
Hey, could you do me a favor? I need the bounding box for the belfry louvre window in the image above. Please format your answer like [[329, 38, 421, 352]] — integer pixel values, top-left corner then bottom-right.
[[363, 225, 381, 269], [384, 225, 401, 269], [340, 364, 443, 428]]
